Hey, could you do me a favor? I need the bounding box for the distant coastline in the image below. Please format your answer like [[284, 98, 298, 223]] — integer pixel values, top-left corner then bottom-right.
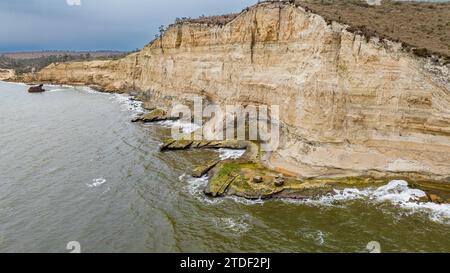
[[0, 50, 127, 60], [0, 50, 131, 75]]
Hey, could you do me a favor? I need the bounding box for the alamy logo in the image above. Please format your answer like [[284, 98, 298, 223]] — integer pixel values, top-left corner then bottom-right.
[[366, 241, 381, 253], [66, 0, 81, 6], [170, 97, 280, 152], [66, 241, 81, 253]]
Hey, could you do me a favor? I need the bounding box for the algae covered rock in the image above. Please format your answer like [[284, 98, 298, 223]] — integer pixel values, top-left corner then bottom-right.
[[204, 162, 285, 199], [167, 140, 193, 150], [191, 141, 212, 148], [141, 108, 167, 122], [204, 162, 240, 197], [160, 138, 176, 150], [160, 139, 194, 150], [192, 160, 220, 178], [131, 108, 167, 122], [160, 139, 253, 152], [207, 140, 248, 149], [142, 101, 156, 111], [203, 162, 391, 199]]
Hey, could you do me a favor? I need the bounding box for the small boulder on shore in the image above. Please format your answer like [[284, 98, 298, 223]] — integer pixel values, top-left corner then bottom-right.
[[274, 174, 285, 187], [253, 176, 263, 184], [28, 84, 45, 93]]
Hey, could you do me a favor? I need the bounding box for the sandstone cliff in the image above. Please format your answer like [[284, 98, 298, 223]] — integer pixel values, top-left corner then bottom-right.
[[16, 2, 450, 182], [0, 69, 15, 81]]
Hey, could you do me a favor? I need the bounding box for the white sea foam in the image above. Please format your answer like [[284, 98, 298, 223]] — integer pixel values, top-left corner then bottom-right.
[[213, 215, 252, 235], [71, 85, 111, 96], [296, 228, 328, 245], [282, 180, 450, 224], [46, 88, 69, 93], [77, 86, 103, 94], [109, 93, 144, 114], [157, 120, 201, 134], [87, 177, 107, 188], [72, 86, 144, 114], [225, 195, 265, 206], [217, 149, 246, 160], [44, 83, 71, 88], [178, 173, 187, 181], [183, 174, 223, 205]]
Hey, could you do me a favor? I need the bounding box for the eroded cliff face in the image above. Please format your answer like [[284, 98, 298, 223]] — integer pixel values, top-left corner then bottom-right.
[[18, 2, 450, 181], [0, 69, 15, 81]]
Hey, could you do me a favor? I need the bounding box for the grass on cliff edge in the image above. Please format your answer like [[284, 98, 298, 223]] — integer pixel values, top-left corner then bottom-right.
[[297, 0, 450, 59], [171, 0, 450, 60]]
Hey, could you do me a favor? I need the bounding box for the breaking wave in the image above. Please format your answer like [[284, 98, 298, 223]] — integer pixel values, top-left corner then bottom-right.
[[75, 86, 104, 95], [87, 177, 107, 188], [157, 120, 201, 134], [217, 149, 246, 160], [109, 94, 144, 114], [296, 228, 329, 246], [282, 180, 450, 225], [213, 214, 253, 235]]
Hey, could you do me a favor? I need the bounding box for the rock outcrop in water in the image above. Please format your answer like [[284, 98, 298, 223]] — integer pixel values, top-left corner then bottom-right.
[[13, 2, 450, 188], [28, 84, 45, 93], [131, 108, 169, 122]]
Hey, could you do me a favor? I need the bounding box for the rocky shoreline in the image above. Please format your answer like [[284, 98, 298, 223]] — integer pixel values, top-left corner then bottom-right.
[[129, 104, 450, 204]]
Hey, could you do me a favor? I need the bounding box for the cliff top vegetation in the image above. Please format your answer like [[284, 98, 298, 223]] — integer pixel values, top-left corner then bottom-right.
[[169, 0, 450, 60], [297, 0, 450, 59]]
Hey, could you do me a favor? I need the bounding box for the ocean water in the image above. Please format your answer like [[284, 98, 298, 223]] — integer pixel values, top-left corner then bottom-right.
[[0, 81, 449, 253]]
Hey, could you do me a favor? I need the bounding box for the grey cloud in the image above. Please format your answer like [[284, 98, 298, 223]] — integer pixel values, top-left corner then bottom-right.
[[0, 0, 256, 51]]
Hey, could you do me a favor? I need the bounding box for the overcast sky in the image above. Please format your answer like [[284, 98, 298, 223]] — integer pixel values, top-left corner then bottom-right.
[[0, 0, 256, 52]]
